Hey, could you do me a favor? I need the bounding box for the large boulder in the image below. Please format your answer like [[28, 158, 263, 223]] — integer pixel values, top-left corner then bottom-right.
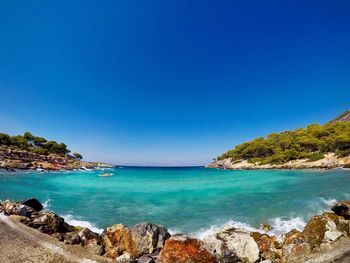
[[22, 198, 43, 211], [203, 226, 259, 263], [28, 211, 74, 234], [331, 201, 350, 219], [101, 224, 135, 259], [101, 222, 170, 260], [302, 215, 343, 249], [160, 235, 215, 263], [130, 222, 171, 255], [322, 211, 350, 236]]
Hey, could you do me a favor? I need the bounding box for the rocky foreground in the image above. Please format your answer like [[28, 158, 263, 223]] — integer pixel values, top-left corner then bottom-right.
[[1, 199, 350, 262], [207, 153, 350, 170], [0, 146, 113, 171]]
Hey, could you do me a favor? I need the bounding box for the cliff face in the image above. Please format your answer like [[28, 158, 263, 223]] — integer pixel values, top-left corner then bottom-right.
[[0, 146, 113, 171]]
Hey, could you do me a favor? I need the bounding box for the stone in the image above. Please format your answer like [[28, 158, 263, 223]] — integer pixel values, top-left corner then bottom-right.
[[322, 212, 350, 236], [130, 222, 171, 255], [283, 229, 303, 245], [302, 215, 343, 249], [1, 200, 35, 218], [331, 201, 350, 219], [29, 211, 72, 234], [101, 222, 170, 260], [102, 224, 137, 260], [257, 234, 273, 253], [137, 255, 155, 263], [203, 226, 259, 263], [160, 235, 215, 263], [22, 198, 43, 211], [260, 223, 273, 232], [282, 242, 311, 262]]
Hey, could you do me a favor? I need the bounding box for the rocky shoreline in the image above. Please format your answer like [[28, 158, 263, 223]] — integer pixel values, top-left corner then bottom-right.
[[207, 153, 350, 170], [0, 146, 113, 171], [1, 198, 350, 262]]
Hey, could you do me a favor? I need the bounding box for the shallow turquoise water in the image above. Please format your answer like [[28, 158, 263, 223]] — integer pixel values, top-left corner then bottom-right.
[[0, 167, 349, 236]]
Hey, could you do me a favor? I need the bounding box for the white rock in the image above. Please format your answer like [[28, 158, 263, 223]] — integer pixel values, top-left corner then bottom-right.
[[203, 226, 259, 263]]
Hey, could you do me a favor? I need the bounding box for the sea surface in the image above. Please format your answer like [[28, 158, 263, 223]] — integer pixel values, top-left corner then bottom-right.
[[1, 167, 349, 237]]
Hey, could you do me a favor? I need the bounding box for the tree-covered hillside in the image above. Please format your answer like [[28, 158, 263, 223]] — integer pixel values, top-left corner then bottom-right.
[[217, 118, 350, 165], [0, 132, 81, 158]]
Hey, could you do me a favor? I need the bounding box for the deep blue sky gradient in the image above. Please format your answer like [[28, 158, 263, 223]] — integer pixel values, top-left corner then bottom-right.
[[0, 1, 350, 165]]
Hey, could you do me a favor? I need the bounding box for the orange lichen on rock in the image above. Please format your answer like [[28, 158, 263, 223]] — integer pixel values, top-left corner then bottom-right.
[[160, 235, 215, 263]]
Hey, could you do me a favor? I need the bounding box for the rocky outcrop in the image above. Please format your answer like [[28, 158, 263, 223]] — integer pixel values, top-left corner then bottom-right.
[[0, 146, 113, 171], [160, 235, 215, 263]]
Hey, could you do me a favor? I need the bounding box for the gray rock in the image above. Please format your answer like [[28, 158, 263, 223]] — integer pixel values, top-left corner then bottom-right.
[[22, 198, 43, 211]]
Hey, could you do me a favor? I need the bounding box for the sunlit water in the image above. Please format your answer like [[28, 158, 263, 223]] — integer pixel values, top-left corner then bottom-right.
[[1, 167, 349, 237]]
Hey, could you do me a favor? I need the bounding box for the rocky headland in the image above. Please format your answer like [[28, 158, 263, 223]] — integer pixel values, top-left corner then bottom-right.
[[0, 146, 113, 171], [1, 198, 350, 262], [208, 110, 350, 170], [0, 132, 113, 171]]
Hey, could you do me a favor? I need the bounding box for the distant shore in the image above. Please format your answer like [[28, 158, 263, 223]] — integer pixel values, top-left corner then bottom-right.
[[207, 153, 350, 170], [0, 146, 113, 171]]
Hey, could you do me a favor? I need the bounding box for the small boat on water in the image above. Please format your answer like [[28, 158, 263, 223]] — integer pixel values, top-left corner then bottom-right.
[[99, 173, 113, 177]]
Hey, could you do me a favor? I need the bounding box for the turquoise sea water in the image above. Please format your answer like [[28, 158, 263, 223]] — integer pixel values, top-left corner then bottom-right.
[[0, 167, 349, 236]]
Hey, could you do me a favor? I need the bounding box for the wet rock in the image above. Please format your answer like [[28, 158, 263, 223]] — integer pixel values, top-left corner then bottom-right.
[[203, 226, 259, 263], [22, 198, 43, 211], [302, 215, 343, 249], [260, 223, 273, 232], [160, 235, 215, 263], [331, 201, 350, 219]]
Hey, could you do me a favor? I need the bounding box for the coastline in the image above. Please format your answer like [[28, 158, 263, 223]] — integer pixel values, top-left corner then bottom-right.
[[207, 153, 350, 170], [0, 146, 113, 172], [1, 198, 350, 262]]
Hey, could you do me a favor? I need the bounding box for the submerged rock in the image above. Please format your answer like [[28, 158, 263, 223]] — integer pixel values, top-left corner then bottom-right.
[[203, 226, 259, 263], [331, 201, 350, 219], [160, 235, 215, 263]]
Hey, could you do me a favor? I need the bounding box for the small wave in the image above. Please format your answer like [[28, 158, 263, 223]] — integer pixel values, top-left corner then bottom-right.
[[268, 216, 305, 236], [190, 216, 306, 240], [319, 197, 337, 207], [191, 220, 262, 240], [42, 199, 51, 209], [62, 214, 103, 234]]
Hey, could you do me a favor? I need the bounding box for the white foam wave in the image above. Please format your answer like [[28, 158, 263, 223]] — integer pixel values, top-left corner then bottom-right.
[[189, 216, 307, 240], [319, 197, 337, 207], [62, 214, 103, 234], [268, 216, 306, 236], [42, 199, 51, 209]]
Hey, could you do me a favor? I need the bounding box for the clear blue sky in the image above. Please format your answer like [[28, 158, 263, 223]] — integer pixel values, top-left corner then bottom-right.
[[0, 1, 349, 166]]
